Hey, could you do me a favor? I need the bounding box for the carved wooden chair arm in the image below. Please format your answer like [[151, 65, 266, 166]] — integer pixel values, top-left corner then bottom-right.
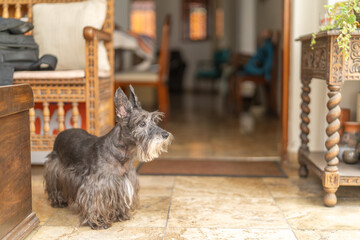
[[83, 26, 112, 42]]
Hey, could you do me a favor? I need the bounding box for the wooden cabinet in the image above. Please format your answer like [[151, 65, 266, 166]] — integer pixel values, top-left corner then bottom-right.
[[0, 84, 39, 239], [298, 31, 360, 207]]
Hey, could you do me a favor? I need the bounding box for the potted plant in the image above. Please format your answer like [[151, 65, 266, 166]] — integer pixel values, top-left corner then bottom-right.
[[311, 0, 360, 60]]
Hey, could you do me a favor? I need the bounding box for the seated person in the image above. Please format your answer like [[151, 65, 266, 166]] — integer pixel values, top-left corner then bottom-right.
[[239, 29, 274, 81]]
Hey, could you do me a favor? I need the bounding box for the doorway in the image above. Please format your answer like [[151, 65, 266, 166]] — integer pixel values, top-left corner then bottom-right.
[[118, 0, 291, 161], [159, 0, 286, 161]]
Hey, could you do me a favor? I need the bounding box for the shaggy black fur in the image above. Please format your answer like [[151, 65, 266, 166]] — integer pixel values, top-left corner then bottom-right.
[[44, 85, 173, 229]]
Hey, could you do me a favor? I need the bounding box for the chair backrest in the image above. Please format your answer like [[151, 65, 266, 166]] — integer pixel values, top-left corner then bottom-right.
[[0, 0, 114, 72], [157, 15, 170, 83], [214, 49, 231, 73], [270, 30, 280, 83]]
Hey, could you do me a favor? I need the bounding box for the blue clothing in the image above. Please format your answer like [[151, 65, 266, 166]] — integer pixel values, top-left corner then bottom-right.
[[241, 39, 274, 81]]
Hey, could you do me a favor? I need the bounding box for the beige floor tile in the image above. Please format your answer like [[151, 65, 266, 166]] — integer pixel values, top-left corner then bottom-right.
[[138, 176, 175, 197], [45, 207, 81, 227], [119, 196, 170, 228], [167, 196, 288, 228], [280, 162, 302, 178], [31, 226, 164, 240], [172, 176, 272, 198], [31, 166, 45, 196], [263, 174, 324, 198], [31, 176, 45, 196], [41, 196, 169, 229], [165, 228, 297, 240], [276, 197, 360, 230], [293, 229, 360, 240], [32, 194, 57, 225]]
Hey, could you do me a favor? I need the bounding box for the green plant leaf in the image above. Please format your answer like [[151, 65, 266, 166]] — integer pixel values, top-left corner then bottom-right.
[[347, 14, 356, 24]]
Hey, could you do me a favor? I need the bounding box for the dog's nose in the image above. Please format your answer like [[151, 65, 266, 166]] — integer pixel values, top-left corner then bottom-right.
[[162, 132, 169, 139]]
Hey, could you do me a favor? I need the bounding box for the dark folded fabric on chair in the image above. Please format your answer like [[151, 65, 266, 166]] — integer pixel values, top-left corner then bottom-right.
[[0, 66, 13, 86], [0, 18, 57, 71], [0, 32, 38, 49], [0, 17, 34, 34]]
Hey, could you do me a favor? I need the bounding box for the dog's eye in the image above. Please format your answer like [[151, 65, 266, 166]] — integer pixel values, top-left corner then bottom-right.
[[140, 121, 146, 127]]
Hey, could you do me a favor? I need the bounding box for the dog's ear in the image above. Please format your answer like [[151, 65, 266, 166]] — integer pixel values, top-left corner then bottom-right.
[[129, 85, 141, 109], [114, 87, 133, 119]]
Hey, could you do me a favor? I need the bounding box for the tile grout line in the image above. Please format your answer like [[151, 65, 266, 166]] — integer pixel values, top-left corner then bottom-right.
[[163, 176, 176, 240], [28, 207, 59, 239], [261, 178, 298, 240]]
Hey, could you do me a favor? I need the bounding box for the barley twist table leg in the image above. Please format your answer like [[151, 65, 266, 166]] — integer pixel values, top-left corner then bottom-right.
[[323, 84, 341, 207], [298, 78, 311, 178]]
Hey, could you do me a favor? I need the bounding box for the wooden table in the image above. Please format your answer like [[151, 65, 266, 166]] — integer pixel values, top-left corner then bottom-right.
[[0, 84, 39, 239], [298, 31, 360, 207]]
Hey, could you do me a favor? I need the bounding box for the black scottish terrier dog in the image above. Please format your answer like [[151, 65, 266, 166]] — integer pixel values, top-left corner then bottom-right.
[[44, 85, 173, 229]]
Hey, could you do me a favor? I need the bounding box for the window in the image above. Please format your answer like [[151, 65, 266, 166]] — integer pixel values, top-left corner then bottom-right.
[[182, 0, 209, 41], [216, 7, 224, 38], [130, 0, 156, 38]]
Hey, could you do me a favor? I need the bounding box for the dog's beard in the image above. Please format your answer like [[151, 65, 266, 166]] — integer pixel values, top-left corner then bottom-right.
[[137, 133, 173, 162]]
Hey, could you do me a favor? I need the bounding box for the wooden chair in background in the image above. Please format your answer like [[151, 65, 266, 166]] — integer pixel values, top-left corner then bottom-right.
[[230, 30, 280, 114], [1, 0, 115, 156], [114, 15, 171, 118]]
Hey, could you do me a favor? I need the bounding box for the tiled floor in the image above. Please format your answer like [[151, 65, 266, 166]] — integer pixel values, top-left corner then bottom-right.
[[160, 92, 281, 159], [27, 159, 360, 240], [25, 92, 360, 239]]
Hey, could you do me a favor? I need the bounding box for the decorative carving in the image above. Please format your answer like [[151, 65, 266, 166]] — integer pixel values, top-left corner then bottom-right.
[[43, 102, 50, 136], [340, 177, 360, 185], [325, 85, 341, 172], [2, 3, 9, 18], [298, 78, 311, 178], [72, 102, 79, 128], [322, 171, 340, 207], [323, 172, 339, 186], [29, 108, 35, 135], [342, 37, 360, 81], [85, 38, 98, 135], [57, 102, 65, 132], [301, 37, 329, 80], [330, 37, 344, 84], [300, 78, 311, 152]]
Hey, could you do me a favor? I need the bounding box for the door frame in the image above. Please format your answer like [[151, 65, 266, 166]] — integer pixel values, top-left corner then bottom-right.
[[281, 0, 291, 161]]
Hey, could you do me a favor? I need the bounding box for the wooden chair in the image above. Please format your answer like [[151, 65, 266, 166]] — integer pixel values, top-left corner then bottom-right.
[[1, 0, 114, 153], [230, 31, 279, 114], [114, 16, 171, 117]]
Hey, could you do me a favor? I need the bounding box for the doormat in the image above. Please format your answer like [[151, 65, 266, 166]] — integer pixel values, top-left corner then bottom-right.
[[137, 159, 287, 178]]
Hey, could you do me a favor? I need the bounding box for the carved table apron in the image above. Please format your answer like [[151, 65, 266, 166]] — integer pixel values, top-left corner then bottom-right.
[[298, 31, 360, 207]]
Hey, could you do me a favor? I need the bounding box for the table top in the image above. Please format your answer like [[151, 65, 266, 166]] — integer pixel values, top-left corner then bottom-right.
[[0, 84, 33, 117]]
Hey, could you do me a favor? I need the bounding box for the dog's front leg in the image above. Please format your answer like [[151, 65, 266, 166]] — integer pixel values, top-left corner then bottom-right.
[[76, 173, 139, 229], [76, 175, 119, 229]]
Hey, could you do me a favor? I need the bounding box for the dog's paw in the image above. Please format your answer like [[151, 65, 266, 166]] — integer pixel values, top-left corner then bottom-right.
[[50, 200, 68, 208], [88, 222, 112, 230], [117, 213, 131, 221]]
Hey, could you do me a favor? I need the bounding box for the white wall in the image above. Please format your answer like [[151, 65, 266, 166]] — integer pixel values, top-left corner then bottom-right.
[[155, 0, 213, 91], [256, 0, 282, 36], [216, 0, 237, 50], [288, 0, 332, 153], [114, 0, 130, 28], [340, 81, 360, 121], [256, 0, 283, 114], [236, 0, 257, 55]]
